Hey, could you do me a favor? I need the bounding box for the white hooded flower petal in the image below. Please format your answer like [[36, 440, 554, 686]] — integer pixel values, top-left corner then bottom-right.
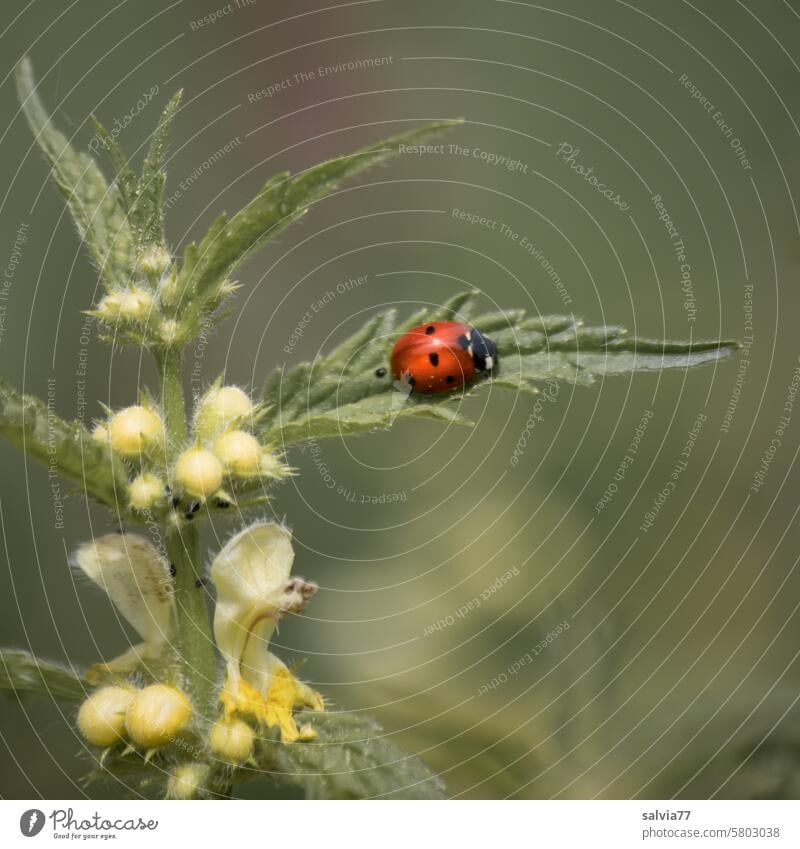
[[211, 521, 295, 683], [73, 533, 175, 676], [211, 521, 322, 738]]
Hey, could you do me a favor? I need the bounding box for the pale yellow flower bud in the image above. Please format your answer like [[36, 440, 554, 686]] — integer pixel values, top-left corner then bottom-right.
[[118, 288, 155, 321], [91, 423, 108, 444], [128, 473, 165, 511], [213, 430, 262, 476], [167, 763, 209, 800], [138, 246, 171, 277], [208, 717, 255, 763], [158, 318, 182, 345], [77, 686, 135, 747], [109, 406, 163, 458], [174, 447, 223, 498], [97, 289, 154, 322], [194, 385, 253, 439], [125, 684, 192, 748]]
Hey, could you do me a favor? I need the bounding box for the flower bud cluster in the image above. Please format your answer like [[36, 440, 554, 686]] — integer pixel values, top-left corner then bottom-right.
[[165, 385, 291, 514], [89, 242, 241, 349], [78, 683, 192, 751]]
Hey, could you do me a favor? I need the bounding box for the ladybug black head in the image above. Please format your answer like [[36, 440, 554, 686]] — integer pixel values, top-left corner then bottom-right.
[[458, 327, 497, 372]]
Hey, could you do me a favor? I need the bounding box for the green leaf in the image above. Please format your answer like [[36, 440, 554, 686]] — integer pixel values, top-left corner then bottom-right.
[[178, 121, 461, 309], [16, 58, 134, 288], [90, 116, 139, 214], [136, 90, 182, 247], [0, 377, 127, 507], [261, 292, 738, 445], [0, 649, 86, 702], [258, 710, 446, 799]]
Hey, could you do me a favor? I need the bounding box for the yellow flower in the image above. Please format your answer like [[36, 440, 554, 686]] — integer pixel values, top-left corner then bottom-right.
[[128, 472, 165, 511], [208, 717, 255, 763], [125, 684, 192, 749], [73, 534, 174, 679], [213, 430, 262, 476], [108, 405, 163, 458], [194, 385, 253, 440], [167, 763, 209, 799], [211, 522, 322, 742], [77, 686, 135, 747], [174, 447, 223, 499]]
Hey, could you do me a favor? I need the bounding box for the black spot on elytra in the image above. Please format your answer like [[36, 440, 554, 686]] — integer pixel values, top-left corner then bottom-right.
[[429, 352, 439, 367], [426, 325, 435, 334], [446, 375, 455, 384], [408, 375, 416, 386]]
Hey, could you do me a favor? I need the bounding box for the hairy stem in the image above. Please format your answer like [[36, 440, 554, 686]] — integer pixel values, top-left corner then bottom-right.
[[166, 525, 216, 717], [156, 346, 217, 718]]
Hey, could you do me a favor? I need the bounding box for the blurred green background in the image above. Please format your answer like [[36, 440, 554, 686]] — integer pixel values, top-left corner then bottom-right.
[[1, 0, 800, 799]]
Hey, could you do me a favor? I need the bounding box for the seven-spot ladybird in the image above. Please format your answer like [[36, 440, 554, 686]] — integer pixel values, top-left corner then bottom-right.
[[389, 321, 498, 393]]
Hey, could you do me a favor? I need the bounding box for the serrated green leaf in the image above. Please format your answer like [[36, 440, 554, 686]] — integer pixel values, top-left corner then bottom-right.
[[273, 391, 472, 444], [258, 710, 446, 799], [90, 116, 139, 214], [0, 377, 127, 506], [178, 121, 461, 308], [137, 90, 182, 247], [0, 649, 87, 702], [16, 58, 133, 288], [262, 293, 738, 445]]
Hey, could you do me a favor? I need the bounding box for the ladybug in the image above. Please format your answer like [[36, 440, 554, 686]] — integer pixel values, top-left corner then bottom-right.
[[388, 321, 498, 393]]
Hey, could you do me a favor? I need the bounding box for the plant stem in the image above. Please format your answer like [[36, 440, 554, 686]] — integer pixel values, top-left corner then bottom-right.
[[156, 346, 217, 718]]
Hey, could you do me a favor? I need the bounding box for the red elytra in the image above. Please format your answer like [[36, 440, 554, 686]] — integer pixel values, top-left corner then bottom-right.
[[389, 321, 497, 393]]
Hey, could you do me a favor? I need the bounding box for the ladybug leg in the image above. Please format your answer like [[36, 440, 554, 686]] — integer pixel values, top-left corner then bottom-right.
[[395, 370, 414, 395]]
